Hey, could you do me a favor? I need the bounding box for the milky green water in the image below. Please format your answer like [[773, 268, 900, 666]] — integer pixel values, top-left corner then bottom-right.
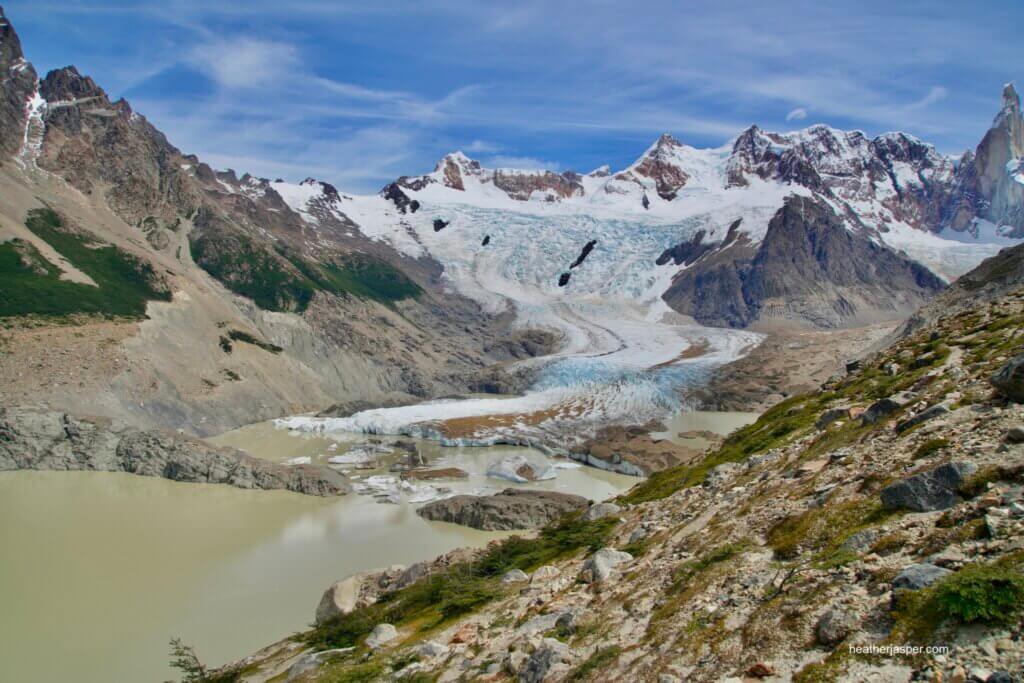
[[0, 424, 635, 683]]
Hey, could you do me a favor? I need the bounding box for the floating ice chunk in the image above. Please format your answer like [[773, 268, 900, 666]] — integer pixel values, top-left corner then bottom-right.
[[487, 454, 556, 483], [553, 461, 583, 469], [328, 448, 378, 465], [283, 456, 312, 466]]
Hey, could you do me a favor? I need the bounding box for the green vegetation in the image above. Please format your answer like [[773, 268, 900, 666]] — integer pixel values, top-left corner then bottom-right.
[[190, 230, 421, 313], [958, 464, 1024, 498], [567, 646, 622, 682], [168, 638, 243, 683], [912, 437, 949, 460], [647, 541, 748, 632], [307, 512, 617, 650], [892, 555, 1024, 643], [0, 208, 170, 319], [225, 329, 283, 353], [767, 498, 894, 562]]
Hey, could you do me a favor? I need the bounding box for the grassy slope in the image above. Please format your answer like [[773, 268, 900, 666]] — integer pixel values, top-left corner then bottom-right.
[[0, 208, 170, 319]]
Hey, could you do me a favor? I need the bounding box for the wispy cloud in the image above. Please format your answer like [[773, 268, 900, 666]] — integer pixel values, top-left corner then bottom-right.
[[7, 0, 1022, 190], [785, 108, 808, 122], [484, 155, 559, 171]]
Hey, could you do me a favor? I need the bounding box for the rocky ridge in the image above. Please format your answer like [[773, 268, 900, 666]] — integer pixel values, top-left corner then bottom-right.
[[0, 407, 350, 495]]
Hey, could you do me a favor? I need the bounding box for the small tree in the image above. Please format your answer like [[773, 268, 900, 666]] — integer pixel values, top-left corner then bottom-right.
[[169, 638, 209, 683]]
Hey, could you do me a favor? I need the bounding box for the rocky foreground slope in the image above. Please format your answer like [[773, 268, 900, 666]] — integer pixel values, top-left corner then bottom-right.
[[209, 245, 1024, 682]]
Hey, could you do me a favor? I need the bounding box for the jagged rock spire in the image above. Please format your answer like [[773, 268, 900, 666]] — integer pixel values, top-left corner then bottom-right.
[[1003, 82, 1020, 114]]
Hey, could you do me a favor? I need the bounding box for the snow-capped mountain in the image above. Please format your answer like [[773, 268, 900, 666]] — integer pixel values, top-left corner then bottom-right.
[[266, 85, 1024, 334]]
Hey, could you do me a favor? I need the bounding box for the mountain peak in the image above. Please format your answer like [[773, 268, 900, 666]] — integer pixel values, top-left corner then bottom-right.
[[652, 133, 682, 151], [1002, 82, 1020, 114], [41, 66, 106, 102]]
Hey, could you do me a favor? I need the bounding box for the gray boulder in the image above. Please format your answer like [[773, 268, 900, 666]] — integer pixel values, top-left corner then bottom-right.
[[416, 488, 587, 530], [315, 575, 366, 625], [583, 502, 621, 521], [893, 563, 952, 590], [501, 569, 529, 584], [895, 402, 950, 434], [816, 406, 851, 430], [816, 608, 857, 646], [287, 648, 354, 681], [1007, 426, 1024, 443], [992, 354, 1024, 402], [518, 638, 571, 683], [861, 392, 915, 425], [839, 528, 879, 554], [365, 623, 398, 649], [880, 461, 977, 512], [580, 548, 633, 583]]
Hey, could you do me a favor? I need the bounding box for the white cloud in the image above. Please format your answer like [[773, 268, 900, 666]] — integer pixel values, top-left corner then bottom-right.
[[465, 139, 501, 153], [785, 107, 808, 121], [187, 38, 300, 89], [483, 155, 559, 171]]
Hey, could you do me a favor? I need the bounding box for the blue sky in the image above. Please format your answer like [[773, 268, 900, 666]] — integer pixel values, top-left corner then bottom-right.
[[6, 1, 1022, 192]]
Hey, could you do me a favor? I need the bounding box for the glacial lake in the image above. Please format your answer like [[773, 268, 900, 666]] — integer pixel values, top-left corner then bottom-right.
[[0, 427, 633, 683], [0, 410, 755, 682]]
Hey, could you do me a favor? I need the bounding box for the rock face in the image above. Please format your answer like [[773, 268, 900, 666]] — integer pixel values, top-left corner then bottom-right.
[[0, 408, 350, 496], [365, 623, 398, 649], [880, 461, 977, 512], [662, 196, 945, 328], [0, 6, 38, 159], [580, 547, 633, 583], [892, 563, 953, 591], [415, 489, 588, 530], [946, 84, 1024, 236], [991, 354, 1024, 402]]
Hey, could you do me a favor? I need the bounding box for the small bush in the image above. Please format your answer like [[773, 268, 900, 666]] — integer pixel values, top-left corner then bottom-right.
[[912, 438, 949, 460], [933, 563, 1024, 624], [567, 646, 622, 682]]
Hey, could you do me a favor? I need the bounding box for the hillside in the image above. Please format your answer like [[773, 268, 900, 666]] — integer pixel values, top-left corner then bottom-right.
[[221, 244, 1024, 682]]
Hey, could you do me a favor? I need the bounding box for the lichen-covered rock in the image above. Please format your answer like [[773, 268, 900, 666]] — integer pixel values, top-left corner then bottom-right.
[[365, 623, 398, 649], [991, 354, 1024, 402], [583, 502, 621, 521], [580, 548, 633, 583], [416, 488, 587, 530], [880, 461, 977, 512], [816, 608, 857, 645], [892, 563, 953, 591]]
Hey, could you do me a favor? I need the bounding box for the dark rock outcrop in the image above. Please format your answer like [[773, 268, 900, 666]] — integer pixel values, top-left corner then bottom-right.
[[433, 218, 449, 232], [558, 272, 571, 287], [569, 240, 597, 269], [416, 488, 588, 530], [0, 6, 37, 158], [991, 353, 1024, 402], [880, 461, 977, 512], [0, 408, 351, 496], [380, 182, 419, 214], [662, 196, 945, 328]]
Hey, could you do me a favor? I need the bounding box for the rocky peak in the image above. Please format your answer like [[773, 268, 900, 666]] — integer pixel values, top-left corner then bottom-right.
[[1001, 82, 1020, 117], [40, 66, 106, 103], [629, 133, 690, 200], [0, 5, 26, 68]]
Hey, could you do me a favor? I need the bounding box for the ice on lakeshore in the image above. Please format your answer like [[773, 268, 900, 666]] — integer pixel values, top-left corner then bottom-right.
[[487, 454, 556, 483], [327, 447, 379, 466], [553, 461, 583, 469], [283, 456, 312, 466]]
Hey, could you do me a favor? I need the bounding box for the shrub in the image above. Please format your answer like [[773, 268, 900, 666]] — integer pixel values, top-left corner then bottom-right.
[[567, 646, 622, 682], [912, 438, 949, 460], [933, 563, 1024, 624], [1, 208, 171, 319]]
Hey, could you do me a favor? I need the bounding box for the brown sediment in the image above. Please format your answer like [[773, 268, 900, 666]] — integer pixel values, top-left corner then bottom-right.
[[401, 467, 469, 481], [651, 338, 711, 368]]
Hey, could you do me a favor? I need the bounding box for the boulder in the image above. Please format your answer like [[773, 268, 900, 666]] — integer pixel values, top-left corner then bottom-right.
[[315, 575, 365, 625], [893, 563, 952, 591], [583, 502, 621, 521], [365, 623, 398, 649], [501, 569, 529, 584], [486, 454, 556, 483], [880, 461, 978, 512], [816, 406, 851, 430], [991, 354, 1024, 402], [816, 608, 857, 645], [580, 548, 633, 583], [531, 565, 560, 584], [518, 638, 571, 683], [416, 641, 449, 658], [895, 402, 951, 434], [287, 648, 354, 681], [1006, 426, 1024, 443], [861, 392, 915, 425], [416, 489, 588, 530]]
